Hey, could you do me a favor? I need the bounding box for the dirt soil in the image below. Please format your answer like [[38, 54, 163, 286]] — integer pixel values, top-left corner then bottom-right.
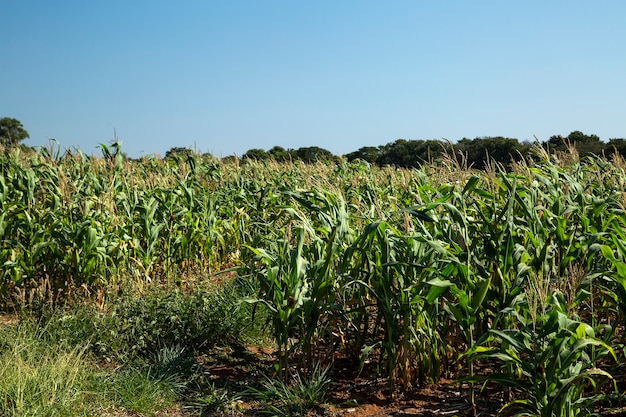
[[198, 345, 626, 417], [198, 346, 505, 417]]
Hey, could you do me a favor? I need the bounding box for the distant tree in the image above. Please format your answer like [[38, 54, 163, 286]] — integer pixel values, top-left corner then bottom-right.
[[567, 130, 601, 144], [165, 146, 195, 160], [520, 140, 534, 150], [546, 131, 603, 157], [607, 138, 626, 159], [0, 117, 29, 148], [242, 148, 268, 160], [268, 146, 292, 161], [378, 139, 409, 167], [456, 136, 526, 170], [345, 146, 381, 163], [377, 139, 446, 168], [294, 146, 334, 163]]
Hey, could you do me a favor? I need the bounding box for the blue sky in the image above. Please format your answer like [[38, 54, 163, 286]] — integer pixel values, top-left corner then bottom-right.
[[2, 1, 625, 158]]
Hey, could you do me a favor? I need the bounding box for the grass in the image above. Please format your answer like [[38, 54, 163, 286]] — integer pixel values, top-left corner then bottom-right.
[[0, 323, 94, 416], [250, 364, 332, 417], [104, 367, 180, 415], [0, 319, 183, 416], [0, 276, 265, 416]]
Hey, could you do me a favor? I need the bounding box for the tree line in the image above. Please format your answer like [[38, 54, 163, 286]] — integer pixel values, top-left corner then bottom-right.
[[3, 117, 626, 169], [243, 131, 626, 169]]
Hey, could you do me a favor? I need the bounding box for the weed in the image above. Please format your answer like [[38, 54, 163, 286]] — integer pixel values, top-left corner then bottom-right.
[[251, 364, 331, 416]]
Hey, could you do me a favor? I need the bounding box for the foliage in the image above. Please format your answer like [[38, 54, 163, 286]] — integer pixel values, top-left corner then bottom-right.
[[190, 381, 244, 414], [0, 319, 181, 416], [243, 148, 269, 160], [376, 138, 446, 168], [31, 278, 255, 372], [0, 322, 94, 416], [243, 146, 335, 163], [240, 131, 614, 170], [250, 365, 331, 417], [268, 146, 291, 161], [147, 344, 197, 392], [345, 145, 380, 163], [164, 146, 197, 161], [606, 138, 626, 159], [456, 136, 530, 169], [98, 284, 248, 359], [294, 146, 334, 163], [0, 117, 29, 148], [546, 130, 605, 158], [3, 144, 626, 414], [467, 293, 615, 417]]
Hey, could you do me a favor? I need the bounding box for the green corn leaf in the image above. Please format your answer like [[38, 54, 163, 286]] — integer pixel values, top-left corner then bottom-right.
[[444, 302, 465, 325], [471, 277, 491, 311], [489, 329, 530, 353], [399, 206, 436, 222], [449, 285, 469, 311], [359, 341, 381, 374], [462, 175, 481, 195], [425, 279, 452, 304]]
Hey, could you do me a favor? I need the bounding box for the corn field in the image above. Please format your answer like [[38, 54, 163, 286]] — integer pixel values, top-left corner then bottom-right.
[[2, 143, 626, 415]]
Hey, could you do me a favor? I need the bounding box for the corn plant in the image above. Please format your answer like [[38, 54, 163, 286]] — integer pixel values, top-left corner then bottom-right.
[[242, 227, 311, 379], [467, 292, 615, 417], [3, 141, 626, 412]]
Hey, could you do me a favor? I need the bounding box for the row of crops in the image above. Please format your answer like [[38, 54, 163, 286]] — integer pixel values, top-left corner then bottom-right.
[[2, 144, 626, 414]]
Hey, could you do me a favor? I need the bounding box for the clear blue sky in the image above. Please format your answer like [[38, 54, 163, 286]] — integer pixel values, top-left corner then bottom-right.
[[2, 1, 625, 158]]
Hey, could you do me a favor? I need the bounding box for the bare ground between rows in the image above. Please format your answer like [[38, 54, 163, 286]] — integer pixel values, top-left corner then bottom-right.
[[197, 345, 505, 417], [199, 345, 626, 417]]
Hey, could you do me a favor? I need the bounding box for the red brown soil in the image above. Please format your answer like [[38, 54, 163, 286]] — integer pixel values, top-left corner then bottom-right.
[[200, 346, 504, 417]]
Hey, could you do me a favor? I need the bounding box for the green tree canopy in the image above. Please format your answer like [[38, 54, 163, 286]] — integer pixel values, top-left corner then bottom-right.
[[345, 146, 381, 163], [0, 117, 29, 148], [165, 147, 195, 160], [268, 146, 292, 161], [546, 131, 604, 157], [294, 146, 334, 163], [377, 139, 446, 168], [456, 136, 528, 170], [607, 138, 626, 159], [242, 148, 268, 160]]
